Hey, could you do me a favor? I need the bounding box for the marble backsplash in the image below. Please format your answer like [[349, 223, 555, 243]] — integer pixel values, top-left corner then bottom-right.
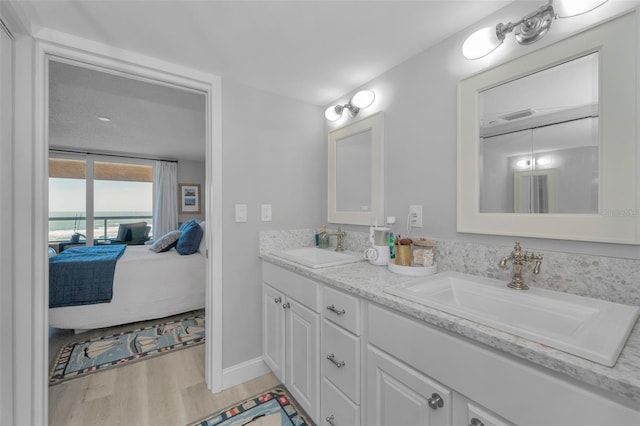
[[258, 228, 640, 306]]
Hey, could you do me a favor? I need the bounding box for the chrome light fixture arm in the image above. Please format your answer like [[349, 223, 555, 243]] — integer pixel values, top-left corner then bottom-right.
[[463, 0, 608, 59], [325, 90, 375, 121]]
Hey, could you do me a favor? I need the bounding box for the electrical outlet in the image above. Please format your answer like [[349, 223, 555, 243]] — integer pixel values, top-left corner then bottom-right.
[[409, 205, 423, 227]]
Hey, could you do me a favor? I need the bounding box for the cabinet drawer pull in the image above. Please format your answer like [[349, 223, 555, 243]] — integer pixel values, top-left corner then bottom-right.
[[282, 302, 290, 310], [325, 414, 336, 426], [326, 353, 345, 368], [274, 296, 282, 304], [427, 393, 444, 410], [469, 418, 485, 426], [326, 304, 346, 316]]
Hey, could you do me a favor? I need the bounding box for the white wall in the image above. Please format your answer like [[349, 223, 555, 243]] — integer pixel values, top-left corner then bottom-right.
[[177, 159, 206, 224], [221, 79, 324, 369], [0, 8, 14, 426], [325, 0, 640, 260]]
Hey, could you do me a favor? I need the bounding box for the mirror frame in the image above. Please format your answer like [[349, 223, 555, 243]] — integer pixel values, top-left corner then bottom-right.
[[458, 11, 638, 244], [328, 111, 384, 225]]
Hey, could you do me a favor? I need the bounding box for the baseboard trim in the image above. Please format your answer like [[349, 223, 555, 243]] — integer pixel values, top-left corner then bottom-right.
[[221, 356, 271, 390]]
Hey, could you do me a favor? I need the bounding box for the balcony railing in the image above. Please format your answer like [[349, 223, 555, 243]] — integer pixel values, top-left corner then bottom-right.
[[48, 214, 153, 242]]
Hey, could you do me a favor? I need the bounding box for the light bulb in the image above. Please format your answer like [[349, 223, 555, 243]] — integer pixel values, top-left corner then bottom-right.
[[462, 26, 503, 60], [324, 105, 342, 121], [351, 90, 375, 109], [554, 0, 608, 18]]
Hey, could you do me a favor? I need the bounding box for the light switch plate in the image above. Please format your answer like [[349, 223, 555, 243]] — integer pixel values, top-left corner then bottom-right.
[[261, 204, 272, 221], [409, 204, 423, 227], [235, 204, 247, 222]]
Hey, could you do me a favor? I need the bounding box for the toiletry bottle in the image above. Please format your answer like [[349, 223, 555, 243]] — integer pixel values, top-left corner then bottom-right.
[[387, 216, 396, 259], [319, 224, 330, 249]]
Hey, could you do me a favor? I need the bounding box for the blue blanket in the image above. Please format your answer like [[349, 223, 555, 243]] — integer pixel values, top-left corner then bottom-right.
[[49, 245, 127, 308]]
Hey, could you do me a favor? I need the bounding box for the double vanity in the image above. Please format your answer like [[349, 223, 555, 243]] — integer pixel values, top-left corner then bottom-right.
[[262, 245, 640, 426]]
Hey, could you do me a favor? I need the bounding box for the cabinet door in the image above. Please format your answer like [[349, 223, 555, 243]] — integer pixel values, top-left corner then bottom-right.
[[286, 297, 320, 424], [366, 345, 452, 426], [263, 284, 285, 382]]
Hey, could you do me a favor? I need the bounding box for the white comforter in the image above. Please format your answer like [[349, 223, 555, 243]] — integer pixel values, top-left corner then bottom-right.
[[49, 245, 206, 330]]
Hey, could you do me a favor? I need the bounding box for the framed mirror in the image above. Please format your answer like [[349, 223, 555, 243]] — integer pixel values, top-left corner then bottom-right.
[[458, 12, 638, 243], [328, 112, 384, 225]]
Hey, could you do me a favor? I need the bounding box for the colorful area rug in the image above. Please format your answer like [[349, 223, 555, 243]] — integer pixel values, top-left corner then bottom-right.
[[190, 387, 311, 426], [49, 314, 205, 385]]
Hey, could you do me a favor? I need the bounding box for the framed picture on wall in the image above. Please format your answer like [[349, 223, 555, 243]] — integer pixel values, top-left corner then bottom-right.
[[179, 183, 201, 214]]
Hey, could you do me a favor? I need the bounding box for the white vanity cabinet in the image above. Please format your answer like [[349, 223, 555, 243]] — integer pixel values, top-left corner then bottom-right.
[[367, 303, 640, 426], [262, 260, 640, 426], [262, 263, 321, 423], [321, 286, 362, 426]]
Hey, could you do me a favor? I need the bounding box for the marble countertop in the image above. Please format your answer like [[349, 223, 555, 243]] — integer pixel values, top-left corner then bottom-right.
[[261, 253, 640, 406]]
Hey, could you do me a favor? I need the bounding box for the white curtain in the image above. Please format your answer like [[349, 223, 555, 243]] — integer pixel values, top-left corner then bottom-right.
[[153, 161, 178, 238]]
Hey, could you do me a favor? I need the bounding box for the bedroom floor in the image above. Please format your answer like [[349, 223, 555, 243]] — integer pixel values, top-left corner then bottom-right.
[[48, 310, 280, 425]]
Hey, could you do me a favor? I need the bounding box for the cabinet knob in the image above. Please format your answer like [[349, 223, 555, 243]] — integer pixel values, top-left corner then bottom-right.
[[427, 393, 444, 410], [469, 418, 485, 426], [282, 302, 290, 310], [326, 353, 346, 368], [325, 414, 336, 426], [326, 304, 346, 316], [274, 296, 282, 304]]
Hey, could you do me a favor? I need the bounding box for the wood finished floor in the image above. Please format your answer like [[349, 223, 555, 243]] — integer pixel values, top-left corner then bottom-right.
[[48, 312, 280, 425]]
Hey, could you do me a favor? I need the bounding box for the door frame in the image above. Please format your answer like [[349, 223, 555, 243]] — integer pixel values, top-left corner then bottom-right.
[[32, 31, 223, 419]]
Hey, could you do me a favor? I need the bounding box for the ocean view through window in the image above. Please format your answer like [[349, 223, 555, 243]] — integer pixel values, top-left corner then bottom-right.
[[49, 155, 153, 244]]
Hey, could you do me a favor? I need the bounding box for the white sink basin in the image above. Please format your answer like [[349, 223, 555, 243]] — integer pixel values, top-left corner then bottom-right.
[[384, 271, 640, 366], [272, 247, 364, 269]]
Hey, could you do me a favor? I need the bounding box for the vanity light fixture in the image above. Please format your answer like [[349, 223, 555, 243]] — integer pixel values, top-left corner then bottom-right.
[[462, 0, 608, 60], [96, 116, 112, 122], [325, 90, 375, 121]]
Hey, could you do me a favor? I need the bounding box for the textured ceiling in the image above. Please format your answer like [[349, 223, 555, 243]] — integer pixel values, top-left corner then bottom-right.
[[49, 61, 207, 161], [15, 0, 514, 160], [16, 0, 512, 105]]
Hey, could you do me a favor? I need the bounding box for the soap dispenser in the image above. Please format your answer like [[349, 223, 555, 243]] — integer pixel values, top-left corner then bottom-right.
[[319, 224, 330, 249]]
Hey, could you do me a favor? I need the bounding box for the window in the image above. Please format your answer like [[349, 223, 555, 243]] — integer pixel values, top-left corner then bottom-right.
[[48, 154, 153, 243], [49, 158, 86, 242]]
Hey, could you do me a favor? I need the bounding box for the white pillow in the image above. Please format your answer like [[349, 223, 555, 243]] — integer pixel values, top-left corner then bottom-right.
[[198, 221, 206, 253], [149, 230, 182, 253]]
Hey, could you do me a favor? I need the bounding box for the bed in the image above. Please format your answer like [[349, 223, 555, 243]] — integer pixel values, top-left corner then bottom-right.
[[49, 242, 206, 331]]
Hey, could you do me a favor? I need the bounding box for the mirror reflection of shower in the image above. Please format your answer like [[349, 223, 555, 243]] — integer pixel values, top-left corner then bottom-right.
[[479, 53, 599, 214]]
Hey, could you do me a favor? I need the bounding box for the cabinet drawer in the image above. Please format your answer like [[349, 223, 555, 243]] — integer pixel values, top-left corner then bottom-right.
[[322, 319, 360, 403], [323, 285, 361, 335], [466, 402, 513, 426], [262, 262, 320, 312], [322, 378, 360, 426]]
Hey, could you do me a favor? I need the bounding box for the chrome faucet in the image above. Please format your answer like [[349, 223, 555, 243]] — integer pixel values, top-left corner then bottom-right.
[[498, 241, 542, 290], [329, 226, 346, 252]]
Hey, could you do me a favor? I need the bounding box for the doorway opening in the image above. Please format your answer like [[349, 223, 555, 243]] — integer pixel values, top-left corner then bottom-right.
[[34, 38, 223, 423]]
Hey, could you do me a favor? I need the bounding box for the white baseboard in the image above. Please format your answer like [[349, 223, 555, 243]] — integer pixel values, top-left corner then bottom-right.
[[221, 356, 272, 390]]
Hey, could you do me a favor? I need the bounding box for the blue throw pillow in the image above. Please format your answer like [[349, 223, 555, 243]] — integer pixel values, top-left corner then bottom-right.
[[178, 220, 192, 232], [176, 220, 203, 255]]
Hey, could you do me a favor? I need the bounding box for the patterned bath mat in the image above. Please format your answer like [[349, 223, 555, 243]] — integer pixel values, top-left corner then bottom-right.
[[49, 314, 205, 385], [190, 387, 311, 426]]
